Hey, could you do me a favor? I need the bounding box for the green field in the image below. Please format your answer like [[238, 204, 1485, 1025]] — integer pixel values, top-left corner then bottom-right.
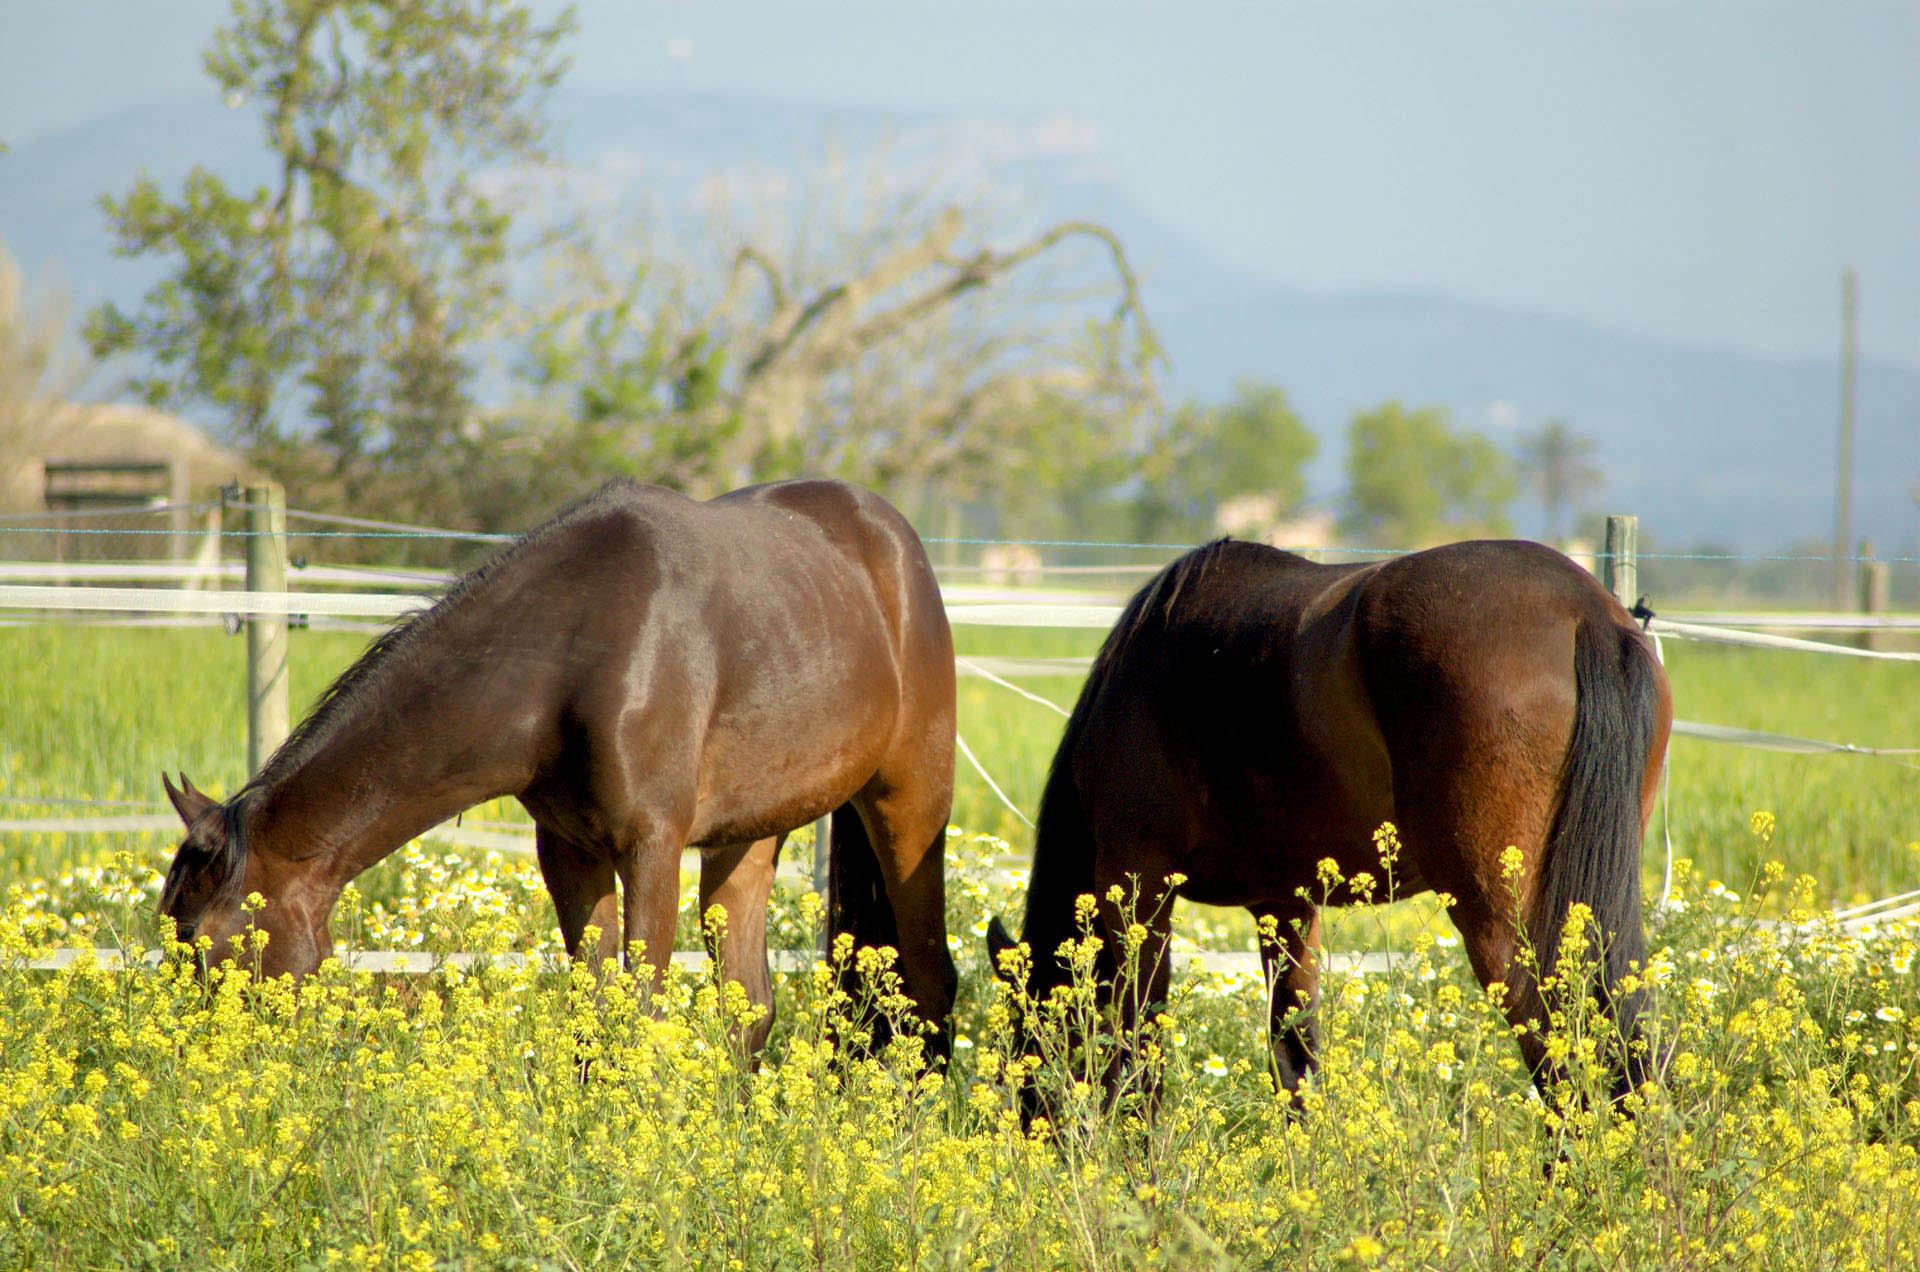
[[3, 620, 1914, 907]]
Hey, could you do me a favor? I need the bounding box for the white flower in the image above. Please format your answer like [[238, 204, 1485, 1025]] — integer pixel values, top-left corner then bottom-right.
[[1874, 1005, 1904, 1023], [1201, 1054, 1228, 1078]]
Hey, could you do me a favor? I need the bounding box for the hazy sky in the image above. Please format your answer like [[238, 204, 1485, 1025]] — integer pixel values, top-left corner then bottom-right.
[[2, 0, 1914, 366]]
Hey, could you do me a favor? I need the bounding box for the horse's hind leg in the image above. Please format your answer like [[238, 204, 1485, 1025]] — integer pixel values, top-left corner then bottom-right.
[[535, 825, 620, 966], [699, 834, 782, 1056], [1450, 892, 1551, 1082], [1253, 903, 1321, 1100]]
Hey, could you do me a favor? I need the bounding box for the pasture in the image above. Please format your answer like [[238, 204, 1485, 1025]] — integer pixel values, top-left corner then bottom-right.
[[2, 619, 1918, 1267]]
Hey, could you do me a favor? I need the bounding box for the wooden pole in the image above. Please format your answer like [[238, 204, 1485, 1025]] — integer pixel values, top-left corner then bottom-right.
[[168, 458, 189, 564], [1856, 538, 1889, 651], [1602, 514, 1639, 611], [1834, 268, 1857, 609], [245, 482, 289, 775], [811, 813, 832, 955]]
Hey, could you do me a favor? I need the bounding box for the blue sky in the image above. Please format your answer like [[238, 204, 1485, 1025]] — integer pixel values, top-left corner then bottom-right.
[[2, 0, 1914, 366]]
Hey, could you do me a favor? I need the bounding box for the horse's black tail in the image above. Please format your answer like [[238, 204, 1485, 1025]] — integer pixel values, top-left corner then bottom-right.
[[1529, 618, 1666, 1087], [827, 803, 899, 957]]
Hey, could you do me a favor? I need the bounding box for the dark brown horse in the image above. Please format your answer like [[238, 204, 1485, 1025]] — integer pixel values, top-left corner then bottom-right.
[[159, 478, 959, 1054], [987, 538, 1671, 1098]]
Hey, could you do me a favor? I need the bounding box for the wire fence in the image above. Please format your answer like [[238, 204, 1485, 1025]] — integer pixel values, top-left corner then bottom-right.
[[3, 500, 1917, 975], [3, 499, 1920, 562]]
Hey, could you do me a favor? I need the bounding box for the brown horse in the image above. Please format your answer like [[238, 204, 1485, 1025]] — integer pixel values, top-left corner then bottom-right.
[[987, 538, 1671, 1099], [159, 478, 959, 1054]]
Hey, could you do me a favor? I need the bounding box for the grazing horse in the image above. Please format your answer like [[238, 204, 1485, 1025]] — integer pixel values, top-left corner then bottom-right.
[[159, 478, 959, 1055], [987, 538, 1671, 1099]]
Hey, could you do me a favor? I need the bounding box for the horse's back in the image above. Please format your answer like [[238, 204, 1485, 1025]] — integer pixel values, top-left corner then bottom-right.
[[524, 479, 951, 846], [532, 477, 939, 633]]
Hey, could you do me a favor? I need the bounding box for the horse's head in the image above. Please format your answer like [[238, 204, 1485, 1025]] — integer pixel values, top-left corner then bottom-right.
[[158, 772, 334, 978]]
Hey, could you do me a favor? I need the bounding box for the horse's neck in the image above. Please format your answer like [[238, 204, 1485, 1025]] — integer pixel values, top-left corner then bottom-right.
[[248, 638, 542, 882], [1021, 759, 1100, 982]]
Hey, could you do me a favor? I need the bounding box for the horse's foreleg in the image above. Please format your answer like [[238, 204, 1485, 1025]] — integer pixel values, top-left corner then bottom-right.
[[1096, 880, 1175, 1111], [854, 789, 958, 1059], [535, 825, 620, 967], [698, 834, 782, 1057], [1253, 904, 1321, 1100], [616, 824, 689, 999]]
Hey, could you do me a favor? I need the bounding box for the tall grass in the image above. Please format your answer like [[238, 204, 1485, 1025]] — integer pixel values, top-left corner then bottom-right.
[[1, 623, 1916, 907]]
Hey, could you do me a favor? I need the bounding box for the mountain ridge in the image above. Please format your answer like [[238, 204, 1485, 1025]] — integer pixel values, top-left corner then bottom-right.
[[2, 89, 1913, 549]]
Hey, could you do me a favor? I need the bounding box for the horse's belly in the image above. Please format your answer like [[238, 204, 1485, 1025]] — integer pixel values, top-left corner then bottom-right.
[[1176, 779, 1399, 909], [686, 644, 902, 844]]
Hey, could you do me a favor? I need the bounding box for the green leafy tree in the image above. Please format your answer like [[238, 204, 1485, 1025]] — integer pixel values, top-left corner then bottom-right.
[[1341, 401, 1516, 547], [86, 0, 575, 525], [1516, 417, 1603, 545], [1136, 380, 1318, 540]]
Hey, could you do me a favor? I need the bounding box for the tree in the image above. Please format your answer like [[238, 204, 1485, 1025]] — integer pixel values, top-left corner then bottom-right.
[[1134, 380, 1318, 540], [1341, 401, 1516, 547], [518, 174, 1161, 528], [1516, 417, 1602, 545], [87, 0, 574, 524]]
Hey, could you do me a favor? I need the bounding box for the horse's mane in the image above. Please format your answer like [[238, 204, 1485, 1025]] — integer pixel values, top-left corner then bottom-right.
[[1100, 537, 1262, 663], [1018, 538, 1274, 970], [242, 480, 642, 799]]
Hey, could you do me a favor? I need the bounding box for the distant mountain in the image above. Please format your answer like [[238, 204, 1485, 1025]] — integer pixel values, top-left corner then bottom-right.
[[3, 89, 1914, 551]]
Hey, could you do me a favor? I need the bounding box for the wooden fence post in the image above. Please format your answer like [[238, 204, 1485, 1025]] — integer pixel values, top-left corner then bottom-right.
[[1602, 514, 1639, 612], [811, 813, 832, 954], [245, 482, 289, 775], [1856, 539, 1889, 651], [168, 458, 190, 564]]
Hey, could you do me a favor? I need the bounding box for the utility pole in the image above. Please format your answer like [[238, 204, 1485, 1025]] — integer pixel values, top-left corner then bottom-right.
[[1833, 268, 1857, 608]]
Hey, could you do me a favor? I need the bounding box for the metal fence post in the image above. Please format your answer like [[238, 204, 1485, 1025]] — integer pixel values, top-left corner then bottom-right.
[[245, 482, 289, 774], [1601, 514, 1639, 611]]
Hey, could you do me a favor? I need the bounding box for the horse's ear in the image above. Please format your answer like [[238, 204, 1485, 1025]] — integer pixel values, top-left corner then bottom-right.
[[163, 772, 215, 827], [985, 915, 1017, 979]]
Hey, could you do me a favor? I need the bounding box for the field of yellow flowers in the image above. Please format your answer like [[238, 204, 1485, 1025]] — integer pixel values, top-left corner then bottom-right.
[[2, 823, 1917, 1269], [3, 627, 1920, 1267]]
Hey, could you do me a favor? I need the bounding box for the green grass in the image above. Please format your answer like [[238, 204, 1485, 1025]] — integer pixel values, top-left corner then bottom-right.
[[1, 623, 1916, 927]]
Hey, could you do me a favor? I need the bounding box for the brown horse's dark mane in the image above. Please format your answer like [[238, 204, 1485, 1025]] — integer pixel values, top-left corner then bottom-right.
[[238, 480, 643, 807], [1018, 537, 1283, 979], [1101, 537, 1296, 663]]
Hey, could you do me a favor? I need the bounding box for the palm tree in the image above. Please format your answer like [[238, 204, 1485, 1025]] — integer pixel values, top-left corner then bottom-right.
[[1516, 418, 1602, 546]]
